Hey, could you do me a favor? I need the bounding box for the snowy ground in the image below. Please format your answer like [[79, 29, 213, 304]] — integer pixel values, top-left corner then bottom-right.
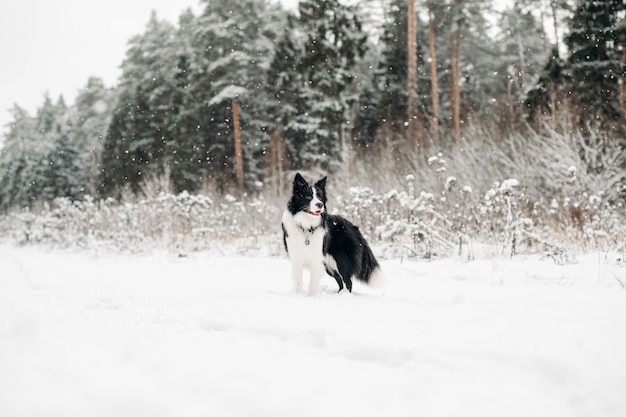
[[1, 244, 625, 417]]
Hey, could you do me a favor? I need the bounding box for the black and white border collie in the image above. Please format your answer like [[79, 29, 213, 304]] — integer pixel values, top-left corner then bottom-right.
[[282, 173, 382, 296]]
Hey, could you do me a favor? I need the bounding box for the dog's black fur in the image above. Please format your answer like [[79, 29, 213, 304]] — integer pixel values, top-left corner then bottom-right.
[[323, 213, 380, 292]]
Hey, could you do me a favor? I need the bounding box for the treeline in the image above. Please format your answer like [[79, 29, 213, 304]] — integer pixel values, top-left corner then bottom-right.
[[1, 0, 624, 212]]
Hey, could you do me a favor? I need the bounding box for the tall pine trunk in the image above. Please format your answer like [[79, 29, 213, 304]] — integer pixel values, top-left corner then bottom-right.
[[621, 45, 626, 118], [232, 97, 244, 190], [268, 129, 284, 197], [407, 0, 421, 155], [449, 8, 462, 142], [550, 1, 560, 57], [428, 8, 439, 142]]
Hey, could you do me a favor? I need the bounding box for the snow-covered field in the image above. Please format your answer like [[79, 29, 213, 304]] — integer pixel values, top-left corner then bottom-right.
[[1, 244, 625, 417]]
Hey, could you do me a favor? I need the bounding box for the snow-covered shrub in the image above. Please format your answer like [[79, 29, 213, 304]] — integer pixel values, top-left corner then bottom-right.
[[426, 154, 478, 258], [477, 179, 534, 257], [0, 192, 283, 255], [374, 174, 452, 258], [2, 118, 625, 259], [333, 185, 386, 242]]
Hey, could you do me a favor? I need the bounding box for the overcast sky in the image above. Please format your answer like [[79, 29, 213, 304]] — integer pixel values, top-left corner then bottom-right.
[[0, 0, 298, 141]]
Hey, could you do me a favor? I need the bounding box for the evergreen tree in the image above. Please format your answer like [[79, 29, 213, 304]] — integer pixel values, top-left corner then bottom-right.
[[100, 12, 179, 196], [293, 0, 367, 172], [0, 95, 83, 210], [494, 2, 546, 127], [380, 0, 429, 132], [351, 60, 383, 151], [17, 110, 52, 206], [378, 0, 412, 136], [31, 96, 84, 202], [186, 0, 284, 191], [524, 48, 570, 123], [166, 9, 205, 194], [73, 77, 115, 196], [42, 123, 82, 201], [0, 105, 35, 211], [449, 0, 499, 120], [266, 15, 307, 170], [370, 0, 502, 145], [565, 0, 625, 123]]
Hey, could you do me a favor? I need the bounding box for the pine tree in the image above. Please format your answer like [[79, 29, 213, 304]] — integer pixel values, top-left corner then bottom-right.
[[294, 0, 367, 172], [100, 12, 181, 196], [43, 125, 82, 201], [0, 105, 35, 211], [186, 0, 284, 191], [0, 95, 84, 210], [73, 77, 115, 196], [372, 0, 427, 154], [447, 0, 499, 133], [351, 65, 382, 151], [449, 0, 463, 141], [407, 0, 420, 152], [19, 97, 56, 206], [265, 15, 312, 183], [565, 0, 625, 123], [495, 2, 547, 127], [165, 9, 206, 194], [427, 3, 440, 142], [33, 96, 84, 202], [524, 47, 569, 124]]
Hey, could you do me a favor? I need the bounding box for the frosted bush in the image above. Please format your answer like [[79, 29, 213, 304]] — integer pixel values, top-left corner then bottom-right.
[[0, 162, 624, 258], [445, 176, 457, 191], [0, 192, 281, 255], [375, 180, 447, 258]]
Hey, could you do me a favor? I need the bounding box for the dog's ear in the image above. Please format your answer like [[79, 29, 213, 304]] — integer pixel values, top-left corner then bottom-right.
[[315, 176, 327, 191], [293, 173, 308, 192]]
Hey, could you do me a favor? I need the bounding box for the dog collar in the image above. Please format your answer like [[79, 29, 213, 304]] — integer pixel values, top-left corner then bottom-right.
[[297, 223, 321, 245]]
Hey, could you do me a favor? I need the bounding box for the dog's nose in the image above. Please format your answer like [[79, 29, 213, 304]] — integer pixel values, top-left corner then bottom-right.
[[315, 202, 323, 209]]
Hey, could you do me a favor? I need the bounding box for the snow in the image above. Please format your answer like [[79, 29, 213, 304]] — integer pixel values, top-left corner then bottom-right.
[[499, 178, 519, 192], [445, 176, 457, 191], [208, 85, 247, 106], [1, 244, 626, 417]]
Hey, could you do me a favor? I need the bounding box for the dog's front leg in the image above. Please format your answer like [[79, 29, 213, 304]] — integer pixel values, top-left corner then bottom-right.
[[291, 261, 304, 294], [308, 263, 324, 296]]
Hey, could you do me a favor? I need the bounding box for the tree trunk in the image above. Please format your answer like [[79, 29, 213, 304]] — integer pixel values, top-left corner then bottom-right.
[[428, 8, 439, 142], [90, 149, 97, 197], [449, 10, 461, 142], [538, 2, 549, 58], [407, 0, 421, 155], [516, 32, 529, 87], [232, 97, 244, 190], [269, 129, 284, 197], [621, 45, 626, 118], [550, 1, 560, 58], [549, 78, 557, 128]]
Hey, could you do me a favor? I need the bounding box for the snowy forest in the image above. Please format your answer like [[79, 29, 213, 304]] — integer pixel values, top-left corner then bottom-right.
[[0, 0, 625, 256]]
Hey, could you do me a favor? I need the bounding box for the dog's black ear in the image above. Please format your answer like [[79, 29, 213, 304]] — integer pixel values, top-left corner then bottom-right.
[[315, 176, 327, 191], [293, 173, 308, 192]]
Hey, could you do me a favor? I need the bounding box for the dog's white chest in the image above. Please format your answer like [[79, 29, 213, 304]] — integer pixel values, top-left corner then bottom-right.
[[282, 210, 325, 266]]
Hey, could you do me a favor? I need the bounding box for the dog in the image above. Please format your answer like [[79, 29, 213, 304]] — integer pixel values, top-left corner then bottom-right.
[[281, 173, 382, 295]]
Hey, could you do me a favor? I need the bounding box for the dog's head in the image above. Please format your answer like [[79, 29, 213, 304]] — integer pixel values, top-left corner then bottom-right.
[[287, 173, 327, 218]]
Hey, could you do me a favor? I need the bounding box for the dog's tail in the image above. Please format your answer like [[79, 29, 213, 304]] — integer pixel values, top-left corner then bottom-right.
[[358, 241, 384, 288]]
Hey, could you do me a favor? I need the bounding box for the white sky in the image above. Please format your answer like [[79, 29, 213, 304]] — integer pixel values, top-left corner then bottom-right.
[[0, 0, 299, 141]]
